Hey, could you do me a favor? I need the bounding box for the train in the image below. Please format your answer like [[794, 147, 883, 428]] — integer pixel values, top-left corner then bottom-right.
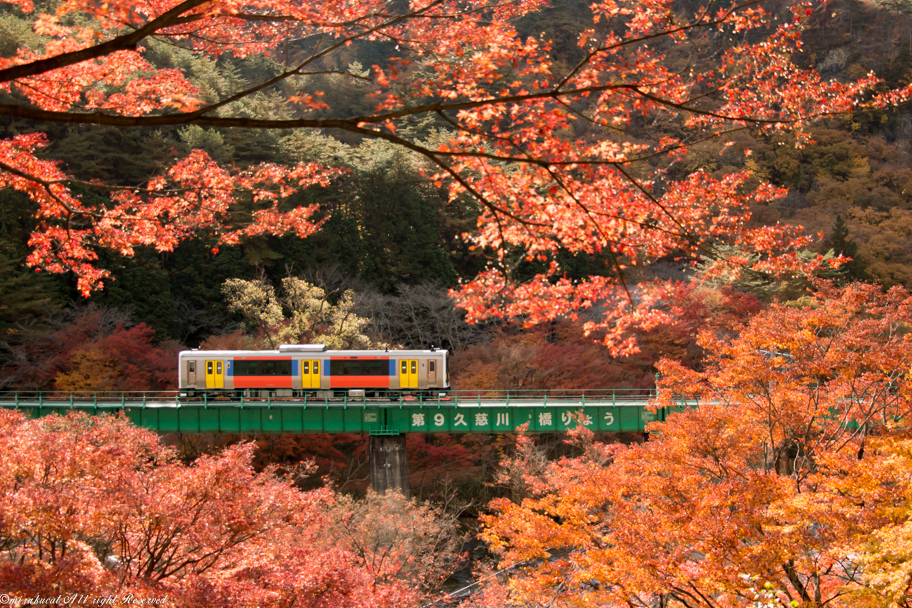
[[178, 344, 450, 398]]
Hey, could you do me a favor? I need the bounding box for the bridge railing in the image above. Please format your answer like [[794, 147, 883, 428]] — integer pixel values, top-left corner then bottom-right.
[[0, 388, 658, 409], [0, 390, 182, 409]]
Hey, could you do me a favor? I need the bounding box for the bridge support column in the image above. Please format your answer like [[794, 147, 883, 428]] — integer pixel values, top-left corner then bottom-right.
[[369, 435, 410, 496]]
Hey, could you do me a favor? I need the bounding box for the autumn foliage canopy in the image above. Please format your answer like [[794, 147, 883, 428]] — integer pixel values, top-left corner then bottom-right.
[[0, 308, 177, 391], [2, 0, 911, 347], [0, 409, 469, 607], [474, 282, 912, 608]]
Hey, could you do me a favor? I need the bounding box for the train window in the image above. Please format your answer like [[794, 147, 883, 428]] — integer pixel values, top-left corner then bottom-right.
[[410, 361, 417, 374], [401, 361, 407, 374], [235, 361, 253, 375], [314, 361, 319, 374], [270, 360, 291, 375], [330, 360, 386, 375], [302, 361, 309, 374], [363, 360, 385, 375], [216, 362, 222, 374], [207, 361, 213, 374], [234, 359, 293, 376], [429, 361, 435, 373], [188, 361, 196, 373]]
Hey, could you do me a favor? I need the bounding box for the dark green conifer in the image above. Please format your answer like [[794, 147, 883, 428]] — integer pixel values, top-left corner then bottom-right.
[[822, 214, 867, 282], [0, 252, 61, 336]]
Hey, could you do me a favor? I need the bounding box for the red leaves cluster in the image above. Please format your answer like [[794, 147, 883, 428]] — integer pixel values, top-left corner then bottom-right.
[[451, 324, 657, 391], [0, 308, 176, 392], [452, 169, 813, 355], [451, 283, 760, 389], [1, 133, 341, 295], [329, 490, 465, 595], [657, 280, 912, 428], [0, 410, 421, 607]]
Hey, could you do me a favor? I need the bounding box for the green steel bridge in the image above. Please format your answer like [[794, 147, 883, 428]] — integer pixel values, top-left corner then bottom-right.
[[0, 389, 675, 434]]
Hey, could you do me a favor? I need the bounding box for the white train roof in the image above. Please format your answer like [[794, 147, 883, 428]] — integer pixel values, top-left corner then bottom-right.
[[178, 348, 448, 357]]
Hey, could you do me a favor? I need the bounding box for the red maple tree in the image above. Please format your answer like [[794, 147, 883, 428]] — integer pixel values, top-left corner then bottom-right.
[[0, 409, 464, 607], [2, 0, 909, 345], [0, 308, 177, 391]]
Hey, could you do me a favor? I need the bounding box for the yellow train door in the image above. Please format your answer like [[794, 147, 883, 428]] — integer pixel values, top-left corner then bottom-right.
[[399, 359, 417, 389], [302, 360, 321, 389], [205, 360, 224, 389]]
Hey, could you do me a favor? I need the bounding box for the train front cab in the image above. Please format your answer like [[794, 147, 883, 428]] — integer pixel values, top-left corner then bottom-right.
[[392, 352, 448, 396], [180, 353, 233, 396]]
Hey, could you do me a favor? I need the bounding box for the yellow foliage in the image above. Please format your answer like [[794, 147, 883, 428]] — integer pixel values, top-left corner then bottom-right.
[[223, 276, 383, 349], [54, 347, 118, 392]]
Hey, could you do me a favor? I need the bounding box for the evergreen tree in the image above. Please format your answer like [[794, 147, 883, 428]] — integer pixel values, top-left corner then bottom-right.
[[93, 248, 177, 339], [0, 252, 62, 337], [349, 165, 456, 292], [164, 239, 255, 344], [823, 214, 867, 282]]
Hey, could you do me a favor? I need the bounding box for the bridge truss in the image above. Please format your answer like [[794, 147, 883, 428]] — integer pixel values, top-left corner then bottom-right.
[[0, 389, 672, 434]]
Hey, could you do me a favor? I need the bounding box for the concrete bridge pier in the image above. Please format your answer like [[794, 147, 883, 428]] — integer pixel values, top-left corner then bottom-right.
[[369, 435, 410, 496]]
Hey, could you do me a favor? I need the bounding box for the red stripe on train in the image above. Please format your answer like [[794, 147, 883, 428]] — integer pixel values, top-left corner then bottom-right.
[[232, 376, 294, 388], [329, 377, 392, 389]]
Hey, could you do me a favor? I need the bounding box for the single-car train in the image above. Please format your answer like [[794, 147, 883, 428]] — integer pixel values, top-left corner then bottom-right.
[[179, 344, 449, 398]]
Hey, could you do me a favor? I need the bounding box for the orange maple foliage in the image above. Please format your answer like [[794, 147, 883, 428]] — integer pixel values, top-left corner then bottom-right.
[[1, 0, 910, 346], [0, 409, 429, 607], [473, 282, 912, 608]]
